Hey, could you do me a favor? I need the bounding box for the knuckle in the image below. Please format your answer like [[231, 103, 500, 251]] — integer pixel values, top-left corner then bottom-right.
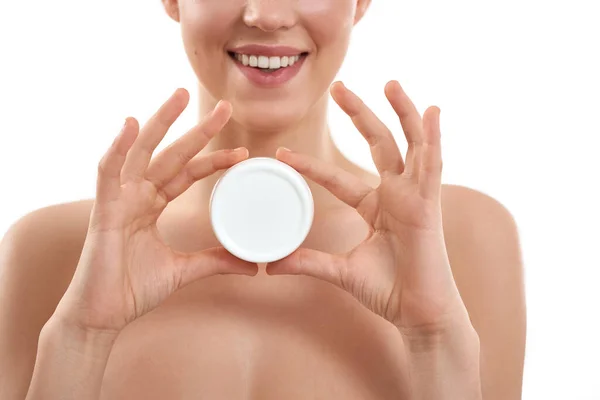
[[175, 150, 193, 166], [199, 128, 214, 142], [366, 133, 379, 147], [209, 153, 220, 171], [97, 156, 110, 175], [183, 167, 197, 186], [295, 157, 311, 174], [175, 166, 195, 188], [212, 149, 236, 168], [324, 172, 341, 189], [156, 187, 171, 206]]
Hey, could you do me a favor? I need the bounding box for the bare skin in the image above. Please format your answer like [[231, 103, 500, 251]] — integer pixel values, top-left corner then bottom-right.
[[0, 180, 524, 399], [101, 167, 411, 399]]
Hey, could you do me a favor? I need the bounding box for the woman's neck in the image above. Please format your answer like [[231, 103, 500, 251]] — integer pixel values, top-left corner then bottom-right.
[[170, 87, 375, 217]]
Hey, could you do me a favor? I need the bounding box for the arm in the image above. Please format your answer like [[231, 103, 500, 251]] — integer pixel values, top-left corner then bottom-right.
[[25, 316, 118, 400], [396, 186, 525, 400], [401, 317, 483, 400], [0, 202, 92, 399], [437, 185, 527, 400]]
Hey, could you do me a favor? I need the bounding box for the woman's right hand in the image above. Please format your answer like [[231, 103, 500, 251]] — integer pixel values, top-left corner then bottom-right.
[[52, 88, 257, 334]]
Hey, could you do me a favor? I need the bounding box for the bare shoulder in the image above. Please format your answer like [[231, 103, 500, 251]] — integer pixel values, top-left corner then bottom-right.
[[0, 198, 95, 320], [440, 184, 526, 399], [440, 183, 519, 235], [0, 199, 94, 398], [438, 184, 524, 298], [0, 198, 95, 271], [438, 183, 524, 310]]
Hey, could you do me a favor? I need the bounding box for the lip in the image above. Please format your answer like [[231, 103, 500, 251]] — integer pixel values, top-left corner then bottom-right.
[[229, 52, 308, 88], [228, 44, 308, 57]]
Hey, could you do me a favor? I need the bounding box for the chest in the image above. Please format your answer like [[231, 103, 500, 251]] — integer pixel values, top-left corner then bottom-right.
[[99, 272, 410, 399], [99, 206, 410, 398]]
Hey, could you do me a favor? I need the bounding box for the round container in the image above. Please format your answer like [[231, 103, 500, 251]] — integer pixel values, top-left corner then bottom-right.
[[209, 157, 314, 263]]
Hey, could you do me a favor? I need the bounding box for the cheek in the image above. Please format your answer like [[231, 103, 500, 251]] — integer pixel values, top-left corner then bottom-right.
[[299, 0, 355, 55], [178, 1, 242, 94], [299, 0, 355, 88], [299, 0, 356, 20], [178, 1, 240, 55]]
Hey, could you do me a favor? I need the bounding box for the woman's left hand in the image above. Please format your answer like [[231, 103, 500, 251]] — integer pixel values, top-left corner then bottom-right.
[[268, 80, 471, 337]]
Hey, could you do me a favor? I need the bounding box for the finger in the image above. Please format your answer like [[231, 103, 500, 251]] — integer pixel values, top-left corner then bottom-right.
[[330, 81, 404, 176], [158, 147, 250, 203], [266, 247, 348, 290], [145, 100, 233, 188], [384, 80, 424, 179], [96, 117, 139, 204], [419, 106, 443, 200], [275, 147, 373, 213], [175, 246, 259, 290], [121, 88, 190, 182]]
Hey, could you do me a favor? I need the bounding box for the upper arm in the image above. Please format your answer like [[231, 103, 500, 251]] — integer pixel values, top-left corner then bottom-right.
[[441, 185, 526, 400], [0, 201, 91, 399]]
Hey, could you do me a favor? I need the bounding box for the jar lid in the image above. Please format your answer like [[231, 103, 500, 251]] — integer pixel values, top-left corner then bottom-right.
[[209, 157, 314, 263]]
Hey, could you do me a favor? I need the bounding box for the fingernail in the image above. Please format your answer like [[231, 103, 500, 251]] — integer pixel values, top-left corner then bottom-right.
[[234, 147, 245, 152], [279, 147, 292, 153]]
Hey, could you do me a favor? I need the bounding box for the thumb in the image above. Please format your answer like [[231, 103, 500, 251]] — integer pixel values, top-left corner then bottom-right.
[[266, 248, 348, 290], [175, 246, 259, 289]]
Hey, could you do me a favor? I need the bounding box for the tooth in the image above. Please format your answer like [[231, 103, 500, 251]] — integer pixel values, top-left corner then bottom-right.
[[258, 56, 269, 68], [249, 55, 258, 67], [269, 57, 281, 69], [241, 54, 303, 69]]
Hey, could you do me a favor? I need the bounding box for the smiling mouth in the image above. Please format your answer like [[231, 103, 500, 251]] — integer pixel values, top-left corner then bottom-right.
[[227, 51, 309, 73]]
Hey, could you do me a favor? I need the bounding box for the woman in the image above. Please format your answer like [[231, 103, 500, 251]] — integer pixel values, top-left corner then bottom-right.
[[0, 0, 526, 399]]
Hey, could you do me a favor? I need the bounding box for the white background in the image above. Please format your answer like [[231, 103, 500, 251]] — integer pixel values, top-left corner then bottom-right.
[[1, 0, 599, 398]]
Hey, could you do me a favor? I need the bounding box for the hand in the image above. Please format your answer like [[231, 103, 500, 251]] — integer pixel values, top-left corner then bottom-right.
[[268, 81, 469, 336], [54, 88, 258, 334]]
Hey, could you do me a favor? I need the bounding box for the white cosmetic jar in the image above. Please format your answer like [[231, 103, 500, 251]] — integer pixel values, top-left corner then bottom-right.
[[209, 157, 314, 263]]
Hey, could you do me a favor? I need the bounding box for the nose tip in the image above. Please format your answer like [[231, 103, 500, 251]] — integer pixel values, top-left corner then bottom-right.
[[244, 17, 282, 33], [243, 1, 296, 32]]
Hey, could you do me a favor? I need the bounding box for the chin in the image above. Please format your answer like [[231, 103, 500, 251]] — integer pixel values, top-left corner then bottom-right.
[[231, 99, 308, 134]]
